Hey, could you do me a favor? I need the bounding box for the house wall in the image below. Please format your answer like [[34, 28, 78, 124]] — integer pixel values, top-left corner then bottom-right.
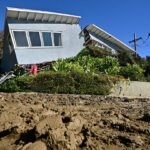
[[8, 19, 84, 65], [1, 21, 17, 72]]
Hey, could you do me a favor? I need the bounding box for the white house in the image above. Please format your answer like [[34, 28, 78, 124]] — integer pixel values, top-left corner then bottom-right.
[[1, 7, 134, 72], [1, 7, 84, 72]]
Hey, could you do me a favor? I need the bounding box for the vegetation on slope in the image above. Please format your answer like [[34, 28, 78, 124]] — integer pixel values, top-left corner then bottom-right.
[[1, 46, 150, 94]]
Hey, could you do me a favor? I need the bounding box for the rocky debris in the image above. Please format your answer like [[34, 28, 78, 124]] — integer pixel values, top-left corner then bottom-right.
[[22, 141, 47, 150], [36, 115, 64, 135], [139, 113, 150, 122], [0, 93, 150, 150]]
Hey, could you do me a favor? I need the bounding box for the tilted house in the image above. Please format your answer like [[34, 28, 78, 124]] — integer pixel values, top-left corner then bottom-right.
[[82, 24, 135, 54], [1, 7, 84, 72], [1, 7, 135, 72]]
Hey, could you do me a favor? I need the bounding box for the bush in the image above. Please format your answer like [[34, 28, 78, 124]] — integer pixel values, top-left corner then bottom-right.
[[52, 56, 120, 75], [134, 54, 146, 66], [31, 71, 112, 95], [75, 56, 96, 73], [52, 59, 84, 73], [0, 76, 33, 92], [0, 78, 20, 92], [94, 56, 120, 75], [120, 64, 144, 81], [16, 76, 34, 91], [77, 46, 113, 58], [143, 60, 150, 77], [117, 51, 135, 66], [67, 56, 120, 75]]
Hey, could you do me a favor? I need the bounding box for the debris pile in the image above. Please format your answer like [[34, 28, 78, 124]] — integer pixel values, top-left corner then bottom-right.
[[0, 93, 150, 150]]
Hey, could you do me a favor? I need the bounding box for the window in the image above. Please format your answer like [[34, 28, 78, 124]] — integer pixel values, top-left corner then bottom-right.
[[29, 32, 41, 47], [13, 31, 28, 47], [54, 33, 62, 46], [42, 32, 52, 46], [12, 30, 63, 48]]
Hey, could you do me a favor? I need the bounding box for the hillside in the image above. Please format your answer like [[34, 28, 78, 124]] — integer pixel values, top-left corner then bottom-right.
[[0, 93, 149, 150]]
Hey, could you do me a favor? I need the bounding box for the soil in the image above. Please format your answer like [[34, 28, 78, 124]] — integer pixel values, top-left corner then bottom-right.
[[0, 93, 150, 150]]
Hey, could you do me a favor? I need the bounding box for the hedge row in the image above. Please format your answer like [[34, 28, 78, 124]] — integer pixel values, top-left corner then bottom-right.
[[0, 71, 112, 95]]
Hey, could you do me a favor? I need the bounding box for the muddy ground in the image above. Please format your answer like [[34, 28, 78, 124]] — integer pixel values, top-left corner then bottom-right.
[[0, 93, 150, 150]]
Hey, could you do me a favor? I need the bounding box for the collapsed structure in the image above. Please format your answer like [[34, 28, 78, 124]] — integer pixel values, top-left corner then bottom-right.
[[1, 7, 135, 72]]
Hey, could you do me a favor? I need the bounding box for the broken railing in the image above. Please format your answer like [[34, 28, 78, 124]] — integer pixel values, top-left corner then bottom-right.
[[0, 71, 15, 84]]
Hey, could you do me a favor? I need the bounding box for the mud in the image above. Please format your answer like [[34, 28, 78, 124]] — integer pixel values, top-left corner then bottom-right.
[[0, 93, 150, 150]]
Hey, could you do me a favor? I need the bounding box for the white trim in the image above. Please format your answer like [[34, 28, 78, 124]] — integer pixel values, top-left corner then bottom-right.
[[27, 12, 30, 21], [7, 7, 81, 18], [11, 30, 29, 48], [34, 13, 38, 22], [26, 31, 31, 47], [6, 7, 81, 24], [10, 30, 16, 48], [18, 12, 21, 20], [53, 32, 63, 47]]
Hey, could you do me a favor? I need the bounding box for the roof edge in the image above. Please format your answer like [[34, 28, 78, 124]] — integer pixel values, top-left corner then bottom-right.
[[6, 7, 81, 19], [85, 24, 135, 52]]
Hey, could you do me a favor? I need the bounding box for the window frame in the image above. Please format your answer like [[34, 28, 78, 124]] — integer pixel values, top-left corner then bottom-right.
[[28, 31, 42, 48], [11, 30, 63, 49], [41, 31, 53, 47], [11, 30, 29, 48], [53, 32, 63, 47]]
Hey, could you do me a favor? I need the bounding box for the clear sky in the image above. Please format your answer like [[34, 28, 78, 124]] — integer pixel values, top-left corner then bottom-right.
[[0, 0, 150, 57]]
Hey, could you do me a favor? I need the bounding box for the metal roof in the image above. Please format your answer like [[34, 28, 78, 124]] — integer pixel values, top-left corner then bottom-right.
[[6, 7, 81, 24], [85, 24, 135, 53]]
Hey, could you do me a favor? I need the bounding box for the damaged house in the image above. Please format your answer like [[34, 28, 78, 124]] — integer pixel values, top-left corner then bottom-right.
[[1, 7, 134, 72]]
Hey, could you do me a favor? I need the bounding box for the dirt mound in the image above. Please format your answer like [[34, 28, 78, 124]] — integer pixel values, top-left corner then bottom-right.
[[0, 93, 150, 150]]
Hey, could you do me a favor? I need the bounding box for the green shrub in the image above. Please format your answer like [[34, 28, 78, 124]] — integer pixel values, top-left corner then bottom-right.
[[77, 46, 112, 58], [134, 54, 146, 66], [94, 56, 120, 75], [117, 51, 135, 66], [0, 76, 34, 92], [143, 61, 150, 77], [13, 65, 27, 76], [72, 56, 120, 75], [32, 71, 112, 95], [0, 78, 20, 92], [17, 76, 34, 91], [70, 72, 111, 95], [76, 56, 96, 73], [120, 64, 144, 81], [52, 59, 84, 73], [32, 71, 75, 93]]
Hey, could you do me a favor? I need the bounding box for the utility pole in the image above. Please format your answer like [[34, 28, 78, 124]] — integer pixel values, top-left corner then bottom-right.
[[129, 33, 142, 56]]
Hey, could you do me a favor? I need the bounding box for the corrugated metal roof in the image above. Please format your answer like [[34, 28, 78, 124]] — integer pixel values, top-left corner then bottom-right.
[[85, 24, 135, 53], [6, 7, 81, 24]]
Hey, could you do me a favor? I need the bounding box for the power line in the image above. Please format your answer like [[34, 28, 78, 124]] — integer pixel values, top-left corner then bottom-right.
[[136, 33, 150, 47]]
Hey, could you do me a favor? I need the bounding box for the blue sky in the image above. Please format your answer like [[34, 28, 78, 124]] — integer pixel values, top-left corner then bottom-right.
[[0, 0, 150, 57]]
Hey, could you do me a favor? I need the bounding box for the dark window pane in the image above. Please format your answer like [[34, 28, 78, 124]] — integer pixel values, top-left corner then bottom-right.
[[54, 33, 62, 46], [14, 31, 28, 47], [42, 32, 52, 46], [29, 32, 41, 47]]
